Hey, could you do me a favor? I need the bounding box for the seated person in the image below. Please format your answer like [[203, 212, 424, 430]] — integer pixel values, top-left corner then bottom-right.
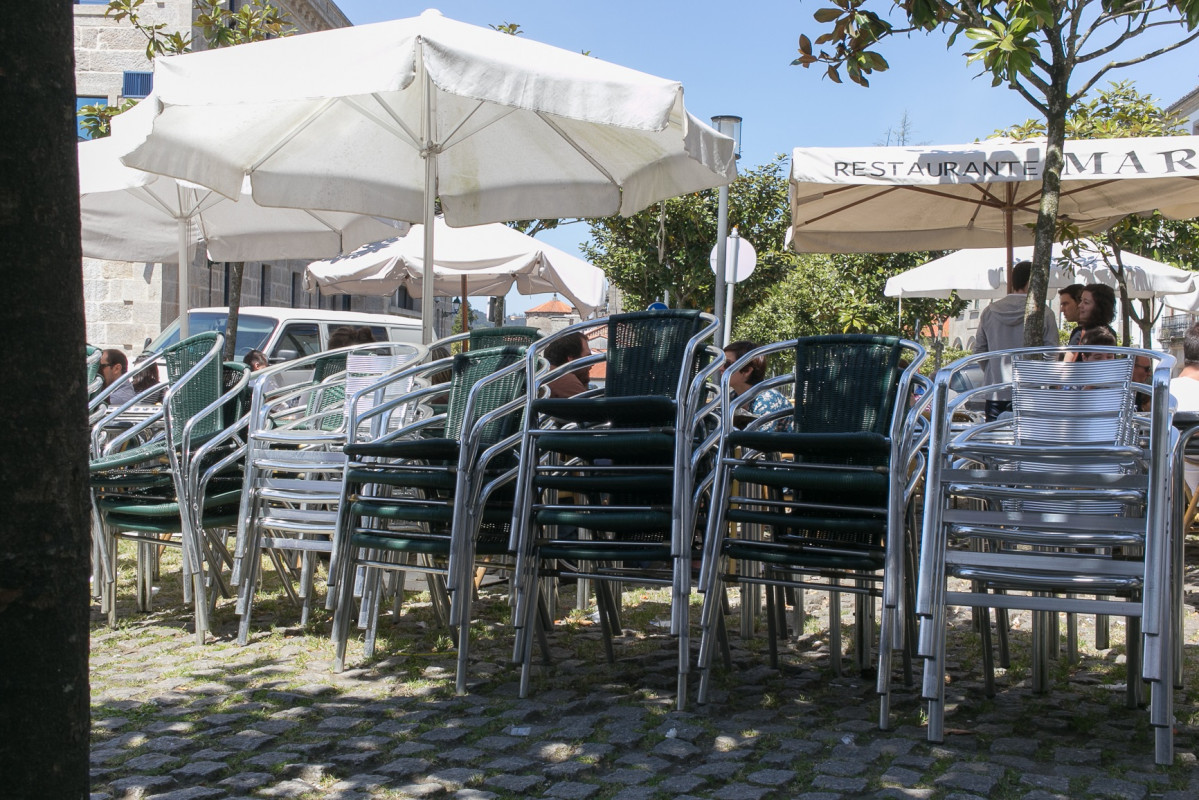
[[1171, 324, 1199, 490], [99, 348, 136, 405], [354, 326, 375, 344], [328, 326, 356, 350], [130, 359, 164, 404], [544, 332, 592, 398], [1132, 353, 1152, 412], [722, 341, 792, 430], [1077, 326, 1117, 360], [243, 349, 269, 372]]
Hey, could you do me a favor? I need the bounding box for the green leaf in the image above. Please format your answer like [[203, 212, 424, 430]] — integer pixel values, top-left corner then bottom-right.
[[813, 7, 843, 23]]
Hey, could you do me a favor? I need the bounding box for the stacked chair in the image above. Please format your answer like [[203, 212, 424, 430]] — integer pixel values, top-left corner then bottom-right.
[[510, 310, 721, 709], [232, 342, 425, 644], [916, 345, 1176, 764], [330, 344, 533, 693], [695, 335, 929, 727], [89, 332, 251, 642]]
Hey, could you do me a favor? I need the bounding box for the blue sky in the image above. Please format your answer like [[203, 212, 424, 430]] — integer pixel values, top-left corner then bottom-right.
[[336, 2, 1199, 314]]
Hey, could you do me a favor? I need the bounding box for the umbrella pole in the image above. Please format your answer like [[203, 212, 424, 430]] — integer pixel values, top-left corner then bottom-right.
[[461, 275, 470, 341], [420, 68, 438, 345], [1004, 200, 1014, 293], [178, 217, 190, 339]]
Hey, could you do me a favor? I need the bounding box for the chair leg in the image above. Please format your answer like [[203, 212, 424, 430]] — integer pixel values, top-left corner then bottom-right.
[[1096, 614, 1110, 650], [765, 583, 780, 670], [980, 604, 996, 698], [595, 581, 617, 665], [829, 587, 843, 676]]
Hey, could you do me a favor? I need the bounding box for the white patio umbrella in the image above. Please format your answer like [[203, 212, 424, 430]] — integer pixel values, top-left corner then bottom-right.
[[305, 218, 605, 318], [119, 9, 737, 342], [884, 243, 1196, 301], [80, 101, 406, 337], [790, 138, 1199, 285]]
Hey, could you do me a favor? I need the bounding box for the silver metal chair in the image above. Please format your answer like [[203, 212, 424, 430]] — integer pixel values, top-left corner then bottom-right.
[[232, 342, 425, 644], [916, 345, 1176, 764]]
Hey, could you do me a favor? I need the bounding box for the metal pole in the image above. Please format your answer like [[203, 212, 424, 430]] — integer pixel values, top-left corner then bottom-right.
[[178, 217, 189, 339], [723, 228, 741, 346], [420, 67, 438, 344], [714, 184, 730, 344], [460, 275, 469, 337]]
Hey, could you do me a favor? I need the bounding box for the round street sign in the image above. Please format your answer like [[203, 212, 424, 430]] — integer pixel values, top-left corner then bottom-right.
[[709, 236, 757, 284]]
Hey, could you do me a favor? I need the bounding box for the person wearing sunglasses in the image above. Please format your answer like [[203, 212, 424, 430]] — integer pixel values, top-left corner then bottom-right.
[[99, 348, 136, 405]]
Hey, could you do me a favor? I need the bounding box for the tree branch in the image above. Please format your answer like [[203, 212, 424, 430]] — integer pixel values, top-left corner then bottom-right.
[[1073, 28, 1199, 102]]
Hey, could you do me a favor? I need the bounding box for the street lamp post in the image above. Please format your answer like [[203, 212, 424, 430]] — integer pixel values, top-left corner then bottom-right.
[[711, 115, 742, 345]]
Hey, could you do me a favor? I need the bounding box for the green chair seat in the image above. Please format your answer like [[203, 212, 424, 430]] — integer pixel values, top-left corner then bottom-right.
[[730, 464, 889, 497], [345, 437, 460, 461], [533, 431, 677, 460], [90, 441, 169, 473], [535, 540, 672, 563], [532, 396, 678, 426], [724, 538, 884, 572], [728, 430, 890, 463], [534, 508, 672, 533], [534, 473, 674, 495]]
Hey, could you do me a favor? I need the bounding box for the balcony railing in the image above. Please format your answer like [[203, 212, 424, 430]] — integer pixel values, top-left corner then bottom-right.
[[1160, 314, 1193, 340]]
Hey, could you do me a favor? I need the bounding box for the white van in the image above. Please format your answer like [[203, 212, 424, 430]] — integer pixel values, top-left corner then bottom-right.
[[145, 306, 422, 363]]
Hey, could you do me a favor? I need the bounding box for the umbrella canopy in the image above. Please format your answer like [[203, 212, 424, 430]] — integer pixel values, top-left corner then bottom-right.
[[120, 9, 737, 341], [80, 100, 406, 336], [885, 242, 1195, 300], [790, 137, 1199, 256], [304, 218, 605, 317]]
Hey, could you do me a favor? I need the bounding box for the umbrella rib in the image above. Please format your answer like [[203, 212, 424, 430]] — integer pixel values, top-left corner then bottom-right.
[[438, 100, 511, 152], [795, 186, 902, 225], [536, 112, 619, 185], [357, 94, 422, 150], [248, 97, 341, 173]]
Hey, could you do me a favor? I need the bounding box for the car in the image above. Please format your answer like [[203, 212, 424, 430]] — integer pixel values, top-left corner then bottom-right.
[[947, 361, 987, 415], [144, 306, 422, 363]]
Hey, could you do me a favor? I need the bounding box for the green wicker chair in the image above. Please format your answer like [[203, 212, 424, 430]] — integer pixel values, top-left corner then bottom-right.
[[90, 333, 250, 642], [330, 345, 532, 693], [510, 310, 721, 709], [695, 334, 928, 727]]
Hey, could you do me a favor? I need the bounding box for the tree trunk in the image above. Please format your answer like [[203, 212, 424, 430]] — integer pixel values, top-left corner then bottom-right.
[[224, 261, 244, 361], [0, 4, 92, 797], [1024, 74, 1070, 346]]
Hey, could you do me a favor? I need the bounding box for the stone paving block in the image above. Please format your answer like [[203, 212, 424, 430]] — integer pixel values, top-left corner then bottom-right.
[[437, 746, 485, 763], [109, 774, 176, 799], [472, 734, 520, 751], [812, 775, 869, 793], [427, 767, 485, 790], [484, 774, 544, 793], [935, 771, 999, 795], [170, 761, 225, 780], [656, 774, 707, 794], [251, 719, 301, 735], [389, 783, 447, 798], [1054, 747, 1103, 764], [318, 715, 368, 732], [379, 757, 432, 777], [609, 788, 656, 800], [542, 781, 600, 799], [256, 779, 319, 798], [421, 726, 470, 743], [331, 773, 389, 792], [217, 772, 272, 791], [746, 768, 795, 787], [874, 789, 935, 800], [816, 758, 867, 776], [880, 766, 923, 787], [219, 730, 274, 751], [1019, 773, 1072, 793], [188, 749, 233, 762], [143, 788, 224, 800], [651, 737, 700, 760], [452, 790, 497, 800], [794, 794, 840, 800], [545, 761, 598, 779], [242, 751, 300, 768], [709, 783, 771, 800], [1086, 778, 1148, 800], [139, 736, 192, 754], [373, 720, 420, 736], [122, 754, 180, 771], [392, 741, 436, 756]]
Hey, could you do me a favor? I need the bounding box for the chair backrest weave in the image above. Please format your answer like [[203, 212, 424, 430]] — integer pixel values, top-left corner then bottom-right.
[[445, 345, 527, 448], [791, 335, 904, 435], [605, 310, 708, 399], [469, 326, 541, 349], [163, 332, 223, 443], [1008, 354, 1137, 514]]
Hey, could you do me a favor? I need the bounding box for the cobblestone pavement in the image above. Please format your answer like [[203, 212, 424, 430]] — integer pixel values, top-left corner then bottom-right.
[[90, 554, 1199, 800]]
